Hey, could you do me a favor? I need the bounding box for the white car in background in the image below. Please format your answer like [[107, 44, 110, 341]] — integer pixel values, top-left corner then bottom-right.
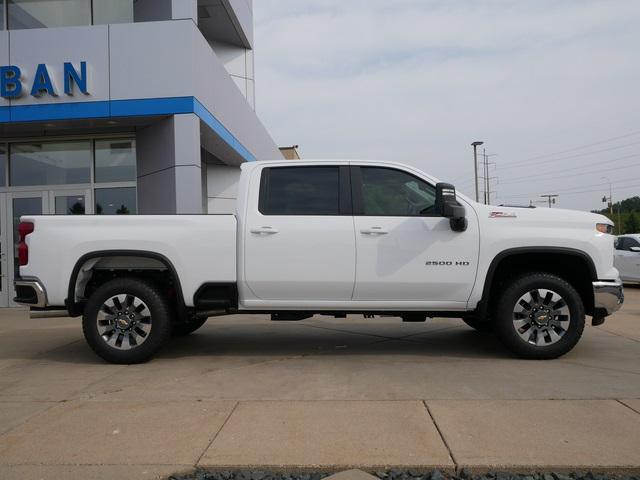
[[615, 234, 640, 283]]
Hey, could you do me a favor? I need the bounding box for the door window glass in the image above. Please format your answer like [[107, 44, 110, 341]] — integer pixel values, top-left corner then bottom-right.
[[260, 167, 340, 215], [8, 0, 91, 29], [55, 195, 85, 214], [95, 139, 136, 183], [95, 187, 136, 215], [360, 167, 436, 216], [92, 0, 133, 25], [10, 141, 91, 186], [626, 238, 640, 250]]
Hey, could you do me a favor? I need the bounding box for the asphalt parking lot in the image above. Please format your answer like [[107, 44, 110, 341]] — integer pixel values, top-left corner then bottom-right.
[[0, 287, 638, 480]]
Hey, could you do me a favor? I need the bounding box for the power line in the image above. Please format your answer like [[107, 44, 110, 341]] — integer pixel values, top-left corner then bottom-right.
[[508, 128, 640, 164], [500, 182, 640, 200], [498, 140, 640, 170], [453, 128, 640, 184], [496, 153, 639, 185]]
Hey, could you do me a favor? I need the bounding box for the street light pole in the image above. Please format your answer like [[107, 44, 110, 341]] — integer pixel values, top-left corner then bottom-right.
[[471, 141, 483, 203]]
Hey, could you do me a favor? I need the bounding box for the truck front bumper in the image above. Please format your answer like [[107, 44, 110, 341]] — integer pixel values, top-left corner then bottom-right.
[[14, 279, 47, 308], [592, 279, 624, 320]]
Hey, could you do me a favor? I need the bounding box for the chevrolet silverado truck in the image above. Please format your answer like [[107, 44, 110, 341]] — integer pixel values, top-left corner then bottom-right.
[[14, 160, 624, 363]]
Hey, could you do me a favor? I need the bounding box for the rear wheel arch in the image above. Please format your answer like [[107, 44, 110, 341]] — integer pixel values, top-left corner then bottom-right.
[[480, 247, 597, 318], [67, 250, 186, 318]]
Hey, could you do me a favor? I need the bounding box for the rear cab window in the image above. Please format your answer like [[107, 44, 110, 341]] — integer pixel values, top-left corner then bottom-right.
[[259, 166, 351, 215]]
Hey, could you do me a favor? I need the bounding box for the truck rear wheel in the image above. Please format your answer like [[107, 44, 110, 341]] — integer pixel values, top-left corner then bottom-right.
[[493, 272, 585, 359], [82, 278, 173, 364]]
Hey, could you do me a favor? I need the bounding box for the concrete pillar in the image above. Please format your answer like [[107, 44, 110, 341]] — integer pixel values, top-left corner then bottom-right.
[[136, 114, 203, 214]]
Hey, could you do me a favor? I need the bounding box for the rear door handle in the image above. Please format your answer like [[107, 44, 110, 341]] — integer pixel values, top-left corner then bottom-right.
[[360, 227, 388, 235], [250, 226, 279, 234]]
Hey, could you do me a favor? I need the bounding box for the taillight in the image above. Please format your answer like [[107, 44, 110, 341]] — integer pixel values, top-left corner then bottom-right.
[[18, 221, 34, 266]]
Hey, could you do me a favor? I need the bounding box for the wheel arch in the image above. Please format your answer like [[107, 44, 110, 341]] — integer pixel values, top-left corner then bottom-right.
[[66, 250, 186, 318], [479, 247, 597, 318]]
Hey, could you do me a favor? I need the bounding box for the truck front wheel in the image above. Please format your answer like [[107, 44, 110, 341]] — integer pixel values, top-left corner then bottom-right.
[[493, 272, 585, 359], [82, 278, 173, 364]]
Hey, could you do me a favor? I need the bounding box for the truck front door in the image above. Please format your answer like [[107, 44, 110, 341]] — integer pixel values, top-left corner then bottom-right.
[[243, 165, 356, 304], [351, 165, 480, 309]]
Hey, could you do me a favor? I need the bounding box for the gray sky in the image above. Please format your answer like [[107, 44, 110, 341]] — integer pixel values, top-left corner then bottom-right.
[[253, 0, 640, 211]]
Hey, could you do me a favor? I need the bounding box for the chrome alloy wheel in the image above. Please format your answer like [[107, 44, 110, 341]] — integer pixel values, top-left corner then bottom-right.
[[512, 288, 570, 346], [96, 294, 152, 350]]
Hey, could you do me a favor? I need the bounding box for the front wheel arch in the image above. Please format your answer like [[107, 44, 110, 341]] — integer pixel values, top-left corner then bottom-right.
[[479, 248, 596, 318]]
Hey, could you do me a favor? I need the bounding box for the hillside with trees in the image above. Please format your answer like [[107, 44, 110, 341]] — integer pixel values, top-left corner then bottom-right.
[[593, 195, 640, 234]]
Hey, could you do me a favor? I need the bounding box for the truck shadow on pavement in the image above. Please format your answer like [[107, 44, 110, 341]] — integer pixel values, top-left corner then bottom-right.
[[27, 321, 514, 365]]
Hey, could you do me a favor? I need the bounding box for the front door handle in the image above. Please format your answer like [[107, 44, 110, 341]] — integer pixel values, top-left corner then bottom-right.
[[360, 227, 388, 235], [250, 226, 279, 235]]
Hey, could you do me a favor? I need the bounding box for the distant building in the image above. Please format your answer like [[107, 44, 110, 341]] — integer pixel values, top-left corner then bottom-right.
[[279, 145, 301, 160]]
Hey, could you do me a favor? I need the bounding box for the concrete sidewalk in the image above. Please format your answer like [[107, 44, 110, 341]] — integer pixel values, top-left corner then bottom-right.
[[0, 288, 639, 479]]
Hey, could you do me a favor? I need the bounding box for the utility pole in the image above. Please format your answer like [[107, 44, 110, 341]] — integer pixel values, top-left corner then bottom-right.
[[471, 141, 483, 203], [481, 150, 498, 205], [540, 194, 559, 208], [601, 176, 621, 234]]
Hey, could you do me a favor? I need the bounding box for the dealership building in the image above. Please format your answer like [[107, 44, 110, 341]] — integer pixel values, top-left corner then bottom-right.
[[0, 0, 283, 307]]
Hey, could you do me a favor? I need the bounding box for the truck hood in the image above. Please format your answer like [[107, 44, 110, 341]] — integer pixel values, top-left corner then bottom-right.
[[473, 203, 613, 228]]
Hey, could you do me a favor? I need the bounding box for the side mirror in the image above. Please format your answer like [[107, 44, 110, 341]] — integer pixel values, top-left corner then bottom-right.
[[435, 183, 467, 232], [630, 246, 640, 253]]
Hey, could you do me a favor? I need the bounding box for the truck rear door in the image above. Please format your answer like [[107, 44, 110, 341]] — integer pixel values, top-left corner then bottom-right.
[[243, 165, 356, 302]]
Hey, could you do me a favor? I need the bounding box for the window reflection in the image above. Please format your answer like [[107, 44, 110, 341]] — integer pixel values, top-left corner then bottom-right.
[[93, 0, 133, 25], [10, 141, 91, 186], [95, 139, 136, 183], [95, 187, 136, 215], [8, 0, 91, 29]]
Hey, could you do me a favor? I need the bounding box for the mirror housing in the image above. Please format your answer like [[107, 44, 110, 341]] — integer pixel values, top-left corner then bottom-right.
[[435, 183, 467, 232], [630, 246, 640, 253]]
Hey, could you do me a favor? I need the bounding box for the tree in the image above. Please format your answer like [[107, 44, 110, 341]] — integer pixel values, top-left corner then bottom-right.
[[624, 211, 640, 234]]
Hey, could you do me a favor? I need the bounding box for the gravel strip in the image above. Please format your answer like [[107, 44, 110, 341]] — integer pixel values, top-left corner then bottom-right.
[[169, 470, 640, 480]]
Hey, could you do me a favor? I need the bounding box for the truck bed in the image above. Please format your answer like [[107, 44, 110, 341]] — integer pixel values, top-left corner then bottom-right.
[[19, 215, 237, 307]]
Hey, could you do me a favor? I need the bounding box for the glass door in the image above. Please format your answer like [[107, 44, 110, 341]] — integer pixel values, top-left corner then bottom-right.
[[0, 194, 8, 308], [49, 189, 93, 215], [9, 192, 48, 306]]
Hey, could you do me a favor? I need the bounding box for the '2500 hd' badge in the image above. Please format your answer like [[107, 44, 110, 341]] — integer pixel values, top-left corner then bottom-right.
[[425, 261, 470, 266]]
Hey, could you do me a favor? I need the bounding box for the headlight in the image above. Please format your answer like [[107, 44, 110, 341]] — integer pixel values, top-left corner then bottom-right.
[[596, 223, 613, 234]]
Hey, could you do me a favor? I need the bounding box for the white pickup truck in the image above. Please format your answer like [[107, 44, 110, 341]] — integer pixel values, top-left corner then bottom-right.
[[14, 160, 624, 363]]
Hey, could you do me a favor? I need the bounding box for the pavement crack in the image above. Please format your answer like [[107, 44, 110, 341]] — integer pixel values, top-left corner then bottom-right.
[[616, 399, 640, 415], [593, 327, 640, 344], [195, 401, 239, 466], [423, 400, 458, 469]]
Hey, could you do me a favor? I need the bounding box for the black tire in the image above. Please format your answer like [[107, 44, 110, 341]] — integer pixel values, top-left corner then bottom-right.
[[172, 317, 208, 336], [82, 277, 173, 364], [493, 272, 585, 359], [462, 317, 493, 333]]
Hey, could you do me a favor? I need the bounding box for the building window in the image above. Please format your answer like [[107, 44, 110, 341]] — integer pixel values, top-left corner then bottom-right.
[[95, 138, 136, 183], [9, 140, 91, 186], [0, 0, 5, 30], [95, 187, 136, 215], [8, 0, 91, 30], [92, 0, 133, 25], [55, 194, 86, 215]]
